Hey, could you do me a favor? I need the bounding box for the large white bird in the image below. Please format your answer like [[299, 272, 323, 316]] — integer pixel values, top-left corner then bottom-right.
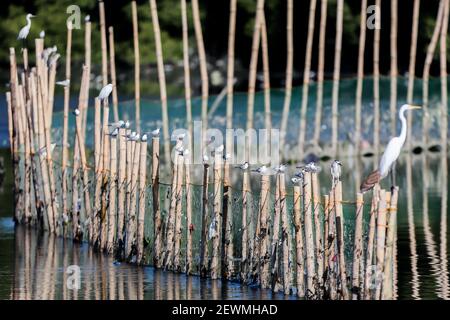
[[17, 14, 35, 40], [360, 104, 421, 192], [98, 83, 113, 101], [331, 160, 342, 186]]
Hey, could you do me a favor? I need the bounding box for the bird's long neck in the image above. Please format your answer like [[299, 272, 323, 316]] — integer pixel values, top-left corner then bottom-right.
[[399, 108, 407, 145], [26, 16, 32, 27]]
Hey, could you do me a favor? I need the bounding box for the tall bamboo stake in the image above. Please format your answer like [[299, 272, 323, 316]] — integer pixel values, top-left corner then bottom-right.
[[149, 0, 170, 164], [107, 135, 118, 253], [211, 151, 223, 279], [260, 15, 271, 132], [241, 169, 250, 282], [423, 1, 444, 147], [293, 184, 304, 297], [221, 157, 233, 279], [313, 0, 328, 149], [132, 1, 141, 130], [259, 173, 271, 288], [311, 171, 323, 286], [82, 17, 91, 139], [382, 187, 398, 300], [303, 171, 316, 297], [173, 153, 185, 271], [406, 0, 420, 150], [117, 128, 127, 246], [390, 0, 398, 136], [191, 0, 209, 145], [109, 26, 119, 123], [334, 180, 349, 299], [99, 0, 108, 87], [271, 174, 282, 292], [440, 0, 449, 149], [352, 193, 364, 300], [298, 0, 317, 159], [164, 150, 179, 269], [181, 0, 193, 153], [279, 172, 290, 294], [225, 0, 237, 155], [200, 162, 210, 277], [152, 135, 163, 268], [375, 190, 387, 299], [185, 152, 193, 274], [331, 0, 344, 157], [355, 0, 367, 155], [92, 98, 102, 244], [373, 0, 381, 156], [136, 138, 148, 265], [364, 185, 379, 299]]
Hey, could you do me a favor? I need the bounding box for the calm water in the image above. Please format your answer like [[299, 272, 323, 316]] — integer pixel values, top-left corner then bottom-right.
[[0, 150, 449, 300]]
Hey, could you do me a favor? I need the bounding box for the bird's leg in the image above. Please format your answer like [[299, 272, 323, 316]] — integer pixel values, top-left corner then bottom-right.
[[390, 163, 396, 189]]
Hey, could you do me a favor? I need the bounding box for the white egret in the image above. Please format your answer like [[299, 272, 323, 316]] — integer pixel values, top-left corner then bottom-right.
[[17, 14, 35, 41], [98, 83, 113, 101], [331, 160, 342, 186], [360, 104, 421, 192], [235, 161, 249, 170], [39, 30, 45, 39]]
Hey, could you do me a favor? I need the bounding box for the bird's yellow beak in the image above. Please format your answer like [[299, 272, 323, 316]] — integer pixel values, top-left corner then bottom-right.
[[408, 105, 422, 110]]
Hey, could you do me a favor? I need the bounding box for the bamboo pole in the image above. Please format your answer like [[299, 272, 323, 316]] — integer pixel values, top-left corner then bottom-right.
[[211, 151, 223, 280], [125, 140, 141, 261], [323, 194, 330, 285], [173, 151, 184, 271], [185, 151, 193, 274], [136, 137, 148, 265], [241, 169, 250, 282], [382, 187, 398, 300], [92, 98, 102, 244], [298, 0, 317, 159], [181, 0, 193, 153], [225, 0, 237, 155], [152, 135, 163, 268], [440, 0, 449, 149], [352, 193, 364, 300], [164, 150, 179, 269], [373, 0, 381, 157], [259, 173, 271, 289], [279, 172, 290, 294], [364, 185, 379, 299], [375, 190, 387, 299], [334, 181, 349, 299], [260, 15, 271, 132], [125, 129, 133, 248], [99, 0, 108, 87], [200, 162, 210, 277], [406, 0, 420, 150], [303, 171, 316, 297], [331, 0, 344, 157], [390, 0, 398, 136], [109, 26, 119, 123], [311, 170, 323, 287], [313, 0, 328, 149], [131, 1, 141, 130], [107, 135, 118, 253], [149, 0, 170, 164], [82, 17, 91, 139], [221, 157, 233, 279], [294, 184, 304, 297], [117, 127, 127, 246], [422, 1, 444, 147], [191, 0, 209, 146], [271, 174, 282, 292]]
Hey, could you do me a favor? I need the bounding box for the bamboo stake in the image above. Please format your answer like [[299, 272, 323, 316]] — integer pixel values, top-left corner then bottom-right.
[[210, 151, 223, 280], [311, 170, 323, 286], [61, 22, 72, 234], [294, 184, 304, 297], [364, 185, 379, 299], [313, 0, 328, 149], [225, 0, 237, 155], [259, 173, 271, 289], [185, 151, 193, 274], [117, 127, 127, 247], [149, 0, 170, 164], [100, 131, 110, 250], [109, 26, 119, 123], [191, 0, 209, 146], [334, 180, 348, 299], [181, 0, 193, 154], [82, 17, 91, 139], [152, 135, 163, 268], [92, 98, 102, 245], [303, 171, 316, 297], [375, 190, 387, 299], [221, 157, 233, 279], [125, 140, 141, 261], [271, 174, 282, 292], [323, 194, 330, 286], [260, 15, 271, 132], [107, 135, 118, 253], [298, 0, 317, 159], [327, 190, 337, 300], [99, 0, 108, 87], [422, 0, 444, 147], [331, 0, 344, 157], [390, 0, 398, 136], [382, 187, 398, 300], [280, 172, 290, 294], [164, 150, 179, 269], [131, 1, 141, 130], [200, 162, 210, 277], [406, 0, 420, 150], [440, 0, 449, 149], [173, 152, 184, 271], [373, 0, 381, 157], [125, 129, 133, 247], [241, 169, 250, 282], [352, 193, 364, 300], [136, 137, 148, 265]]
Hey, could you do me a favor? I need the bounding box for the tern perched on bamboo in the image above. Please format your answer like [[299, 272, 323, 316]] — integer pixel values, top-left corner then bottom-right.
[[108, 127, 119, 137], [202, 154, 209, 163], [273, 164, 286, 174], [56, 79, 70, 87], [39, 30, 45, 39], [305, 162, 321, 173], [108, 120, 124, 129], [151, 128, 160, 137], [360, 104, 422, 192], [331, 160, 342, 186], [252, 165, 268, 175], [235, 162, 249, 170], [17, 14, 35, 42], [72, 108, 80, 117], [98, 83, 113, 101], [85, 15, 90, 22], [141, 134, 148, 142]]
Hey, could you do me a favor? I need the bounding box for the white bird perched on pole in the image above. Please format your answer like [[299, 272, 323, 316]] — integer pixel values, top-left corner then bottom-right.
[[108, 127, 119, 137], [17, 14, 35, 41], [331, 160, 342, 186], [251, 165, 268, 175], [215, 144, 224, 153], [202, 154, 209, 163], [273, 164, 286, 174], [291, 176, 302, 185], [108, 120, 124, 129], [39, 30, 45, 39], [235, 161, 249, 170], [85, 15, 90, 22], [98, 83, 113, 101], [124, 131, 136, 139], [72, 108, 80, 117], [305, 162, 321, 173], [124, 120, 130, 129], [141, 134, 148, 142], [361, 104, 422, 192], [56, 79, 70, 87], [128, 133, 140, 142], [151, 128, 160, 137], [48, 53, 60, 68]]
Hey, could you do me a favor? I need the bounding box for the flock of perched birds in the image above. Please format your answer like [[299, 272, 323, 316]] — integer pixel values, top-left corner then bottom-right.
[[15, 12, 422, 194]]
